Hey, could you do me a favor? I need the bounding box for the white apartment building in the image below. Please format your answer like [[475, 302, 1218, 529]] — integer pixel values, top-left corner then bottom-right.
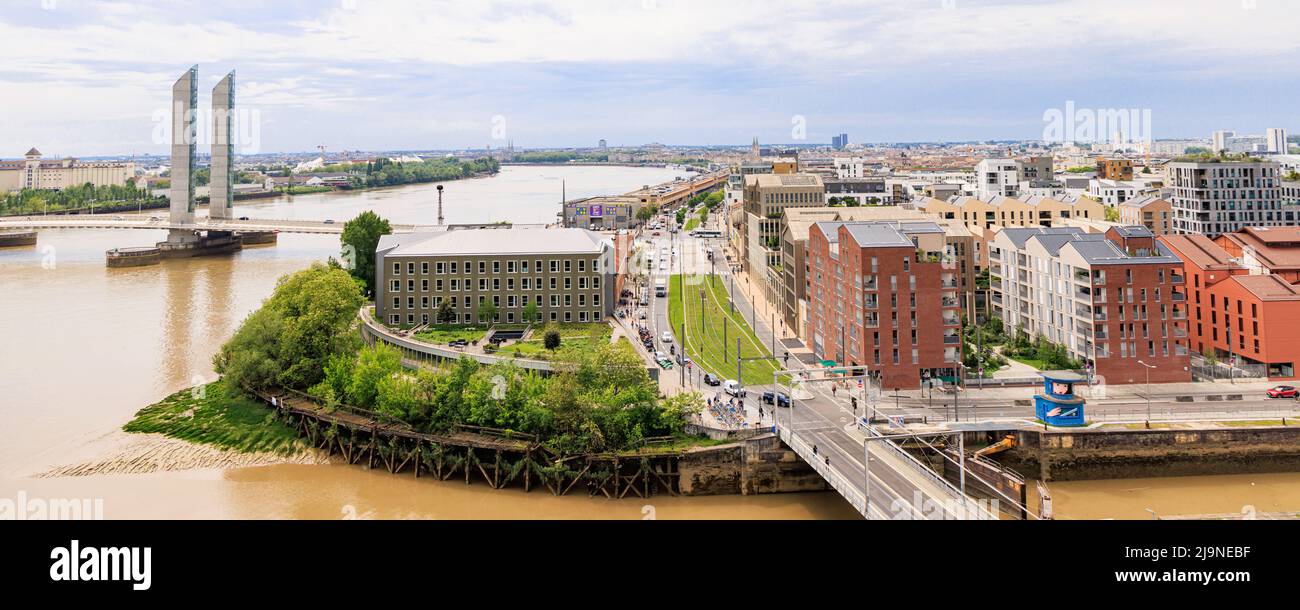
[[988, 226, 1190, 382], [1088, 179, 1141, 206], [1267, 128, 1290, 154], [975, 159, 1021, 198], [1167, 159, 1294, 237]]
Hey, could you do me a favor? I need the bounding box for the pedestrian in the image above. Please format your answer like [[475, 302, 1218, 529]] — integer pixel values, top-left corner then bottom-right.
[[832, 385, 837, 398]]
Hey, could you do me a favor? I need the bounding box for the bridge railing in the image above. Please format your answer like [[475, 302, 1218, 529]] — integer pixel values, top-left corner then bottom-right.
[[863, 426, 996, 520]]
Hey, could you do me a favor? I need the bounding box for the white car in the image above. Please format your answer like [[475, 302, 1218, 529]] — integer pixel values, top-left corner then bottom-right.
[[724, 380, 744, 397], [661, 331, 673, 344]]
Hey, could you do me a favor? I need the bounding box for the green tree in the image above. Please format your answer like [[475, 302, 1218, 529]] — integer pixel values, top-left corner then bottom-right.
[[213, 263, 365, 392], [347, 343, 404, 408], [477, 301, 499, 325], [522, 302, 540, 324], [340, 211, 392, 297], [544, 330, 562, 351], [1105, 206, 1121, 222], [436, 300, 455, 324]]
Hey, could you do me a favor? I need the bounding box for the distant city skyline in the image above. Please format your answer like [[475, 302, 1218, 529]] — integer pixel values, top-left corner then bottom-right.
[[2, 0, 1298, 156]]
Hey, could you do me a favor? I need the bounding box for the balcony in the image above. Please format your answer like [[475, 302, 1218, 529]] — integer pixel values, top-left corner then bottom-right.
[[1174, 327, 1188, 338], [1171, 292, 1187, 302], [863, 277, 878, 290], [944, 334, 961, 345], [943, 316, 961, 326], [1172, 309, 1187, 320], [991, 293, 1004, 305], [1172, 274, 1186, 284], [864, 316, 880, 328], [941, 279, 959, 289], [1095, 330, 1109, 341], [1094, 310, 1108, 322], [942, 298, 959, 308]]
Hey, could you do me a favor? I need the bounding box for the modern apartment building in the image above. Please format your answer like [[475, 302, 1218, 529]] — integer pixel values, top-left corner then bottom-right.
[[1019, 156, 1055, 183], [1266, 128, 1290, 155], [740, 173, 826, 273], [778, 207, 974, 340], [1161, 232, 1300, 380], [989, 226, 1191, 384], [1118, 195, 1173, 235], [824, 177, 889, 206], [974, 159, 1021, 198], [1096, 158, 1134, 181], [915, 194, 1105, 273], [0, 148, 135, 193], [374, 227, 617, 327], [1167, 159, 1291, 237], [805, 221, 963, 390]]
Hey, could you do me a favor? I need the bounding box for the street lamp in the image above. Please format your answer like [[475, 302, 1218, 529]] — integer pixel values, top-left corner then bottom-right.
[[1137, 360, 1156, 429]]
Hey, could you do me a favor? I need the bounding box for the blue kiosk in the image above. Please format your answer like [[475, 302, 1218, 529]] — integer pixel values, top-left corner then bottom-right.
[[1034, 371, 1088, 427]]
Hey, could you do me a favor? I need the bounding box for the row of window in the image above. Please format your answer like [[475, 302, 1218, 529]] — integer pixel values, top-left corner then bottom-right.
[[388, 310, 603, 326], [389, 275, 601, 293], [391, 258, 601, 276], [392, 293, 601, 310]]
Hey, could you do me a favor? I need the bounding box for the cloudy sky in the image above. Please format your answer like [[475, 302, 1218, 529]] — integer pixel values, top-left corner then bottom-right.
[[1, 0, 1297, 156]]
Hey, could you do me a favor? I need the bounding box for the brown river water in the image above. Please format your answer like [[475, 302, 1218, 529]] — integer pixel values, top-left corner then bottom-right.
[[2, 165, 1295, 520]]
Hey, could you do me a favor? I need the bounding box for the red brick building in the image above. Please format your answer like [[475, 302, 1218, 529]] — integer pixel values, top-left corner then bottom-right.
[[1162, 230, 1300, 380], [805, 221, 962, 390]]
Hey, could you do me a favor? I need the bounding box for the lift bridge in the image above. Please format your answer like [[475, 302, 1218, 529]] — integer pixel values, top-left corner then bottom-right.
[[770, 368, 1021, 521]]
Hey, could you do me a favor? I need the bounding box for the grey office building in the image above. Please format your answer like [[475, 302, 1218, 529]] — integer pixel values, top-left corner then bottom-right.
[[375, 228, 617, 326]]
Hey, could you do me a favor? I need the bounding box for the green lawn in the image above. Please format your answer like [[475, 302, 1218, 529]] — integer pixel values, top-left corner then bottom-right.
[[684, 217, 701, 232], [124, 379, 306, 455], [501, 323, 614, 361], [667, 274, 780, 385], [1007, 355, 1049, 371], [414, 325, 488, 345]]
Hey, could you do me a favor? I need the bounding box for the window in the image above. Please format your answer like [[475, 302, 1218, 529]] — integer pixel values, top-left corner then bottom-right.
[[550, 261, 559, 273], [421, 279, 429, 291], [407, 262, 415, 275], [393, 262, 401, 275]]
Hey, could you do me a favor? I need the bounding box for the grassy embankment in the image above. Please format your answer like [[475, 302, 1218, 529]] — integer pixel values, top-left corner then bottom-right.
[[123, 379, 305, 455], [667, 274, 780, 385]]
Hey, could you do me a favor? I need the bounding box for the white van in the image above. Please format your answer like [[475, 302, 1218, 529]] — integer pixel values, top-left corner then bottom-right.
[[724, 380, 744, 397]]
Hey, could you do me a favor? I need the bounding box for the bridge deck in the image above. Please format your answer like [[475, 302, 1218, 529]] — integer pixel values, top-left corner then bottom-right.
[[776, 384, 996, 520]]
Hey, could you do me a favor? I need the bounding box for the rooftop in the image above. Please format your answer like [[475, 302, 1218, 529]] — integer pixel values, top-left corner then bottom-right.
[[378, 227, 609, 258]]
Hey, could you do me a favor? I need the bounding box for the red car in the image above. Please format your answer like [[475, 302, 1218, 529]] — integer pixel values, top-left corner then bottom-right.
[[1266, 386, 1298, 399]]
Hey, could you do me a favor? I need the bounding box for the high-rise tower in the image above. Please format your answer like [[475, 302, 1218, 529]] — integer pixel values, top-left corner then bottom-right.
[[168, 66, 198, 239], [210, 71, 236, 221]]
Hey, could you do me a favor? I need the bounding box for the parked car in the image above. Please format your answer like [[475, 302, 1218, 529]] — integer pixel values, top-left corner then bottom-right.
[[238, 216, 250, 221], [703, 373, 721, 386], [1266, 386, 1298, 399], [761, 391, 791, 408], [323, 219, 336, 225], [724, 380, 744, 397]]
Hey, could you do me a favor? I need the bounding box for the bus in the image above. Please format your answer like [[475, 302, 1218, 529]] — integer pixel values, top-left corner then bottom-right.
[[692, 229, 722, 239]]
